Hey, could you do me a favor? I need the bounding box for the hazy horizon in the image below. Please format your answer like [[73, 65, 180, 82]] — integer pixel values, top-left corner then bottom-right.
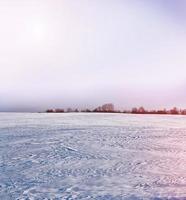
[[1, 0, 186, 112]]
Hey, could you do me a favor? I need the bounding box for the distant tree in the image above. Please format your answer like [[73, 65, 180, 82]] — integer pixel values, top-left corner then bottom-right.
[[93, 104, 115, 113], [181, 109, 186, 115], [85, 109, 91, 112], [81, 109, 91, 112], [55, 109, 64, 113], [131, 107, 138, 113], [138, 107, 146, 114], [170, 107, 179, 115], [102, 103, 114, 112], [46, 109, 54, 113], [93, 106, 102, 112], [67, 108, 73, 112], [156, 110, 167, 114]]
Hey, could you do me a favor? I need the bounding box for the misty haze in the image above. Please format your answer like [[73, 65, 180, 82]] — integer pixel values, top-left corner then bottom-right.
[[1, 0, 186, 199]]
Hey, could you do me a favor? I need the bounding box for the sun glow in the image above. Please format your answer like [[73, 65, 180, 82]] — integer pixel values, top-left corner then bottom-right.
[[31, 23, 47, 42]]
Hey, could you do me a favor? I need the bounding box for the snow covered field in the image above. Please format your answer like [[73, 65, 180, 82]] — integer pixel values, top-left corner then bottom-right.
[[0, 113, 186, 199]]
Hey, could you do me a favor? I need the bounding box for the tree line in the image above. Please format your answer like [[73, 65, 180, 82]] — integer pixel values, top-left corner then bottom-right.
[[46, 104, 186, 115]]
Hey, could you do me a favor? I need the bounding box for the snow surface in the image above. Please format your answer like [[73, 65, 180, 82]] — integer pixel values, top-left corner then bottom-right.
[[0, 113, 186, 199]]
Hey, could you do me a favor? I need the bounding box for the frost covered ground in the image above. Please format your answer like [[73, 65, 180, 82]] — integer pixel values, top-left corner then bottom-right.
[[0, 113, 186, 200]]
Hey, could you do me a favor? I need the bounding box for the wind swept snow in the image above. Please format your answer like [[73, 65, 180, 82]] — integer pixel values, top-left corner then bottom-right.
[[0, 113, 186, 199]]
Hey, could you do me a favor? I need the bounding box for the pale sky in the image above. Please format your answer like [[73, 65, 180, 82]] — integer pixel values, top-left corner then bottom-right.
[[0, 0, 186, 112]]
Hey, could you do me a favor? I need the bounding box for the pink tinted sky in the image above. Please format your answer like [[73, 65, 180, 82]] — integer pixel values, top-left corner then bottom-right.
[[0, 0, 186, 111]]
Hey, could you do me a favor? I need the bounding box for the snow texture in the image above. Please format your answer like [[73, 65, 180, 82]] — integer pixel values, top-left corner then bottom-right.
[[0, 113, 186, 200]]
